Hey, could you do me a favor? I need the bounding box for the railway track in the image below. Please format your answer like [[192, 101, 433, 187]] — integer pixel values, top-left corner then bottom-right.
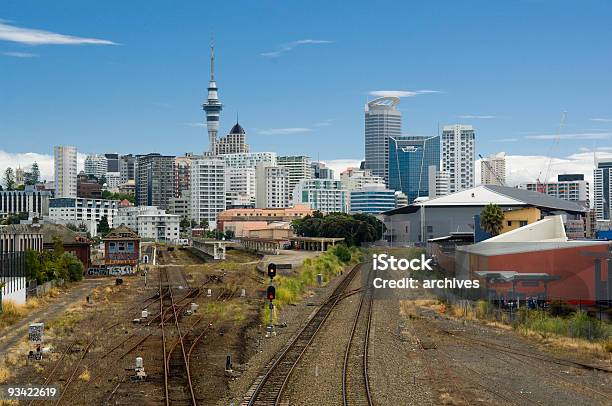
[[160, 266, 197, 406], [243, 262, 364, 406], [342, 269, 374, 406]]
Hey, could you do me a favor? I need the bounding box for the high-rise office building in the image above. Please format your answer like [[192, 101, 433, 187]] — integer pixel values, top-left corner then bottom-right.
[[119, 154, 136, 184], [190, 157, 226, 228], [214, 121, 249, 155], [54, 145, 78, 198], [480, 152, 506, 186], [388, 135, 440, 202], [202, 43, 223, 153], [594, 160, 612, 220], [350, 184, 396, 214], [84, 154, 108, 179], [277, 155, 312, 198], [135, 153, 176, 210], [364, 97, 401, 184], [442, 124, 475, 193], [256, 164, 290, 209], [104, 153, 119, 173]]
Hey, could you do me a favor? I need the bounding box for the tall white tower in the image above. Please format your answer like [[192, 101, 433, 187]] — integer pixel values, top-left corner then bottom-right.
[[442, 124, 475, 193], [54, 145, 77, 198], [202, 42, 223, 153], [364, 97, 401, 184]]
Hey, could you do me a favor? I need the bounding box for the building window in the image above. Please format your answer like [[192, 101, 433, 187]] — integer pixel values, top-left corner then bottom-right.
[[507, 221, 512, 226], [519, 220, 528, 227]]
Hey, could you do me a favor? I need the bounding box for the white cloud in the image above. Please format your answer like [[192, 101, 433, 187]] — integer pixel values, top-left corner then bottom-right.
[[257, 127, 313, 135], [457, 115, 496, 119], [320, 159, 363, 179], [314, 119, 334, 127], [183, 122, 206, 128], [0, 21, 117, 45], [497, 138, 519, 142], [369, 90, 442, 98], [524, 132, 611, 140], [261, 39, 332, 57], [1, 51, 38, 57], [0, 150, 85, 182], [590, 118, 612, 123]]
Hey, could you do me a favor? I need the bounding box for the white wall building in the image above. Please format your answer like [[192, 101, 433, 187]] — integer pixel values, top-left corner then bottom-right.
[[84, 154, 108, 179], [54, 145, 78, 198], [226, 167, 256, 208], [277, 155, 312, 198], [256, 164, 290, 209], [190, 157, 226, 229], [292, 179, 348, 213], [441, 124, 475, 193], [340, 167, 385, 191], [48, 197, 118, 236], [519, 174, 590, 207], [168, 191, 191, 220], [428, 165, 451, 198], [105, 172, 122, 191], [480, 152, 506, 186], [115, 205, 180, 243], [221, 152, 277, 169]]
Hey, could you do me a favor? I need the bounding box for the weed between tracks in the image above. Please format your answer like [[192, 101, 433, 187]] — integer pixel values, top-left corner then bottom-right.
[[261, 245, 362, 323]]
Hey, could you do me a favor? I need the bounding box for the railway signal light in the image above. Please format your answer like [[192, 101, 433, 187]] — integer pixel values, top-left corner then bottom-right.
[[267, 263, 277, 279], [267, 286, 276, 301]]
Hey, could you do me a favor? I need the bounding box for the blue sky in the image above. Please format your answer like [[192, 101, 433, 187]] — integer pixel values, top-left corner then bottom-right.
[[0, 0, 611, 165]]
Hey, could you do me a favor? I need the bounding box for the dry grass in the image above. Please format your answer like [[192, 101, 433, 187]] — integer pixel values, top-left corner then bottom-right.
[[400, 299, 445, 319], [0, 365, 10, 383], [516, 327, 612, 359], [78, 367, 91, 381], [0, 300, 27, 329], [0, 400, 19, 406]]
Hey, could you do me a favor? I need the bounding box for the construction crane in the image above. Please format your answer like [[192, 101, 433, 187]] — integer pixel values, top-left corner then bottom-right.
[[479, 153, 505, 186], [537, 111, 567, 192]]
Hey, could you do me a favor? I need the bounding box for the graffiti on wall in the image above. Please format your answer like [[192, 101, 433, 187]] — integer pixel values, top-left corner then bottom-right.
[[87, 265, 136, 277]]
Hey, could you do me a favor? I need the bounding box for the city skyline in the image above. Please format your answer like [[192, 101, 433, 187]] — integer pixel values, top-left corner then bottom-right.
[[1, 1, 611, 185]]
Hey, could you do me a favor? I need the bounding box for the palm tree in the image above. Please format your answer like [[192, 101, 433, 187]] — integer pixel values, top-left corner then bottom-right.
[[480, 203, 504, 236]]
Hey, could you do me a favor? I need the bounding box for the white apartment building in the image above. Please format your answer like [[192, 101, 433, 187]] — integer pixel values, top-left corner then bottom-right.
[[105, 172, 121, 191], [115, 205, 180, 243], [225, 167, 256, 208], [340, 167, 385, 192], [54, 145, 78, 198], [292, 179, 348, 214], [441, 125, 475, 193], [518, 174, 590, 206], [190, 157, 226, 229], [221, 152, 277, 169], [277, 155, 312, 198], [84, 154, 108, 179], [256, 164, 290, 209], [48, 197, 118, 236], [480, 152, 506, 186], [428, 165, 451, 198]]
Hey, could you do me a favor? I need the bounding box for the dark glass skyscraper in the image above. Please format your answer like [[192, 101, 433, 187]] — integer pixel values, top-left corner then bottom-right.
[[388, 135, 440, 202]]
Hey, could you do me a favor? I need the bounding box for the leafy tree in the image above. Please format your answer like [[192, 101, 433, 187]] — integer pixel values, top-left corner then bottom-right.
[[77, 222, 89, 232], [1, 212, 28, 225], [333, 244, 352, 262], [292, 212, 384, 246], [52, 235, 64, 258], [3, 167, 16, 190], [224, 230, 235, 240], [101, 190, 135, 203], [97, 215, 111, 236], [480, 203, 504, 236], [24, 162, 41, 185], [98, 175, 107, 186], [180, 218, 191, 230], [66, 223, 79, 232], [25, 249, 43, 282], [63, 253, 84, 281]]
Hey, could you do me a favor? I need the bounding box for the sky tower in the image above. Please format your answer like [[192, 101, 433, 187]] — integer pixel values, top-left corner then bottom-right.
[[203, 41, 223, 153]]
